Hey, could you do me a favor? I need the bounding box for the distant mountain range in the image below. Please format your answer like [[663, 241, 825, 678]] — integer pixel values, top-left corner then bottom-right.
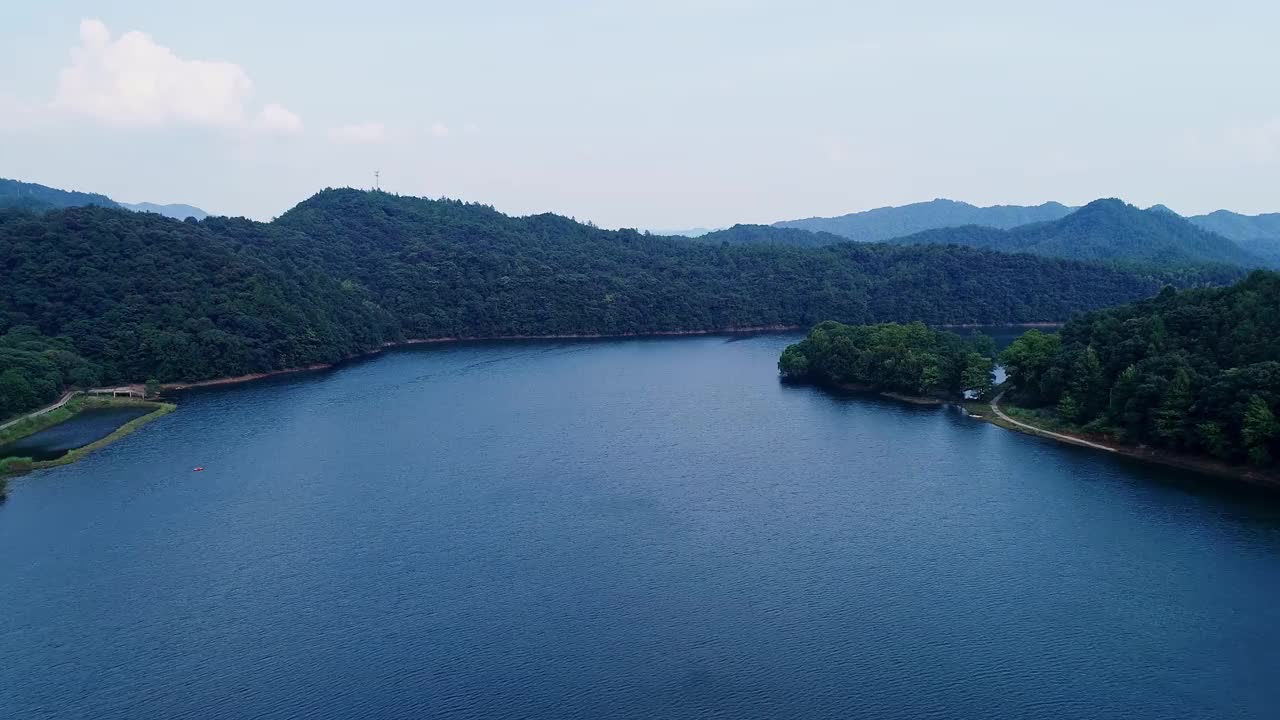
[[888, 199, 1263, 269], [117, 202, 209, 221], [773, 198, 1280, 263], [0, 178, 208, 220], [4, 175, 1278, 269], [649, 227, 722, 238], [0, 178, 116, 211], [1186, 210, 1280, 266], [775, 199, 1077, 242]]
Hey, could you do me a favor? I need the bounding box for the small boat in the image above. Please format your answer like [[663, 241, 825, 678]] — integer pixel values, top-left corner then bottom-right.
[[193, 467, 205, 472]]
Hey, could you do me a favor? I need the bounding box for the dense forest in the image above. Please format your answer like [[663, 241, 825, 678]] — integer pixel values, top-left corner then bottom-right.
[[1000, 271, 1280, 467], [774, 199, 1075, 242], [778, 321, 995, 398], [0, 190, 1167, 418], [890, 199, 1263, 271]]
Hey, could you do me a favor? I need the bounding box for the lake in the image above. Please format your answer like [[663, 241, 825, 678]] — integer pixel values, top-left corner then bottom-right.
[[1, 332, 1278, 719]]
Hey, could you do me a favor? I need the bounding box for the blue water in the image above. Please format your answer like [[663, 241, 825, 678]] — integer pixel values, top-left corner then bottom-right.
[[0, 407, 153, 461], [1, 333, 1278, 719]]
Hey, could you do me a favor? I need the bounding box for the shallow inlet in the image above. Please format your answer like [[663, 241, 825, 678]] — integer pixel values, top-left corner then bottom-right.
[[1, 331, 1278, 720], [0, 406, 153, 461]]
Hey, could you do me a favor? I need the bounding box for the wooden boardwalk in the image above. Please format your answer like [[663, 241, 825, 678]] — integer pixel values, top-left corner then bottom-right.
[[1, 385, 146, 433], [0, 391, 81, 432]]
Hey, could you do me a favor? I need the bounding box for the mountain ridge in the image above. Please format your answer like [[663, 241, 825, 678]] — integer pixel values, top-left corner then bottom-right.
[[0, 178, 208, 221], [888, 199, 1263, 269], [774, 198, 1280, 262], [774, 199, 1077, 241]]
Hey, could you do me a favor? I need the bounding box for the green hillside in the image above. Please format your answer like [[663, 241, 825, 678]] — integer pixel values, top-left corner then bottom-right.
[[1002, 271, 1280, 467], [0, 189, 1163, 418]]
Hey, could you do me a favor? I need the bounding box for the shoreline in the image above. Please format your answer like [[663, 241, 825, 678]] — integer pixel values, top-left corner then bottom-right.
[[164, 325, 805, 391], [805, 382, 1280, 489], [975, 394, 1280, 490]]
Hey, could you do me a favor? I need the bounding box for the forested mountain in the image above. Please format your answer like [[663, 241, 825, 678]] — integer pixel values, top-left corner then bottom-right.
[[1186, 210, 1280, 266], [774, 199, 1076, 242], [0, 178, 208, 221], [118, 202, 209, 221], [890, 199, 1265, 270], [0, 189, 1164, 419], [1001, 271, 1280, 467], [0, 178, 117, 212]]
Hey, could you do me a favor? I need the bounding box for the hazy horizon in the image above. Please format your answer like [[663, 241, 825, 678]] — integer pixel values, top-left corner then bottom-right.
[[3, 1, 1279, 226]]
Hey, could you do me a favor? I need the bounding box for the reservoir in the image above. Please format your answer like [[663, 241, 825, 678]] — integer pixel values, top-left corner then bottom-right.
[[1, 333, 1278, 719], [0, 406, 153, 461]]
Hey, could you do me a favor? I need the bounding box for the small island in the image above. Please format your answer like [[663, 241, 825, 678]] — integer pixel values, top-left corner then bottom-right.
[[778, 321, 996, 403]]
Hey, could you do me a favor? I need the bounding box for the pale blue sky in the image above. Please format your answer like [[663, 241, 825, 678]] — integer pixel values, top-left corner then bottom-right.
[[2, 1, 1278, 226]]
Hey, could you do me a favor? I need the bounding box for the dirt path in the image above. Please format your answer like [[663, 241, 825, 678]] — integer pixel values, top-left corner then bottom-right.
[[990, 392, 1117, 453]]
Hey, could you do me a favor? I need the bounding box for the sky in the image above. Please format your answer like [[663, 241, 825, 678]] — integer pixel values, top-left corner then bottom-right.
[[2, 1, 1279, 228]]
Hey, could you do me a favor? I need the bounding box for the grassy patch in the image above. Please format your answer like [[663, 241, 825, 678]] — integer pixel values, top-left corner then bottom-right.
[[999, 404, 1069, 431]]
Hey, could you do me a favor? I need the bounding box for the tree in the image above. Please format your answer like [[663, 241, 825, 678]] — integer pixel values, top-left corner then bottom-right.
[[778, 347, 810, 379], [1243, 396, 1279, 466], [961, 352, 994, 398], [777, 322, 994, 397], [0, 368, 36, 417], [145, 378, 162, 398], [1000, 330, 1062, 405], [1153, 368, 1193, 447], [1057, 393, 1082, 424]]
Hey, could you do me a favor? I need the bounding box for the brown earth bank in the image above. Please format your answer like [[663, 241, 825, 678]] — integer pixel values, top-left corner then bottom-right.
[[163, 325, 804, 391]]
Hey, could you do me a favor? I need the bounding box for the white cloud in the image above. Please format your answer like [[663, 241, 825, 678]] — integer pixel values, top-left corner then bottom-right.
[[52, 18, 300, 133], [330, 122, 388, 144], [256, 103, 303, 133], [428, 122, 450, 138]]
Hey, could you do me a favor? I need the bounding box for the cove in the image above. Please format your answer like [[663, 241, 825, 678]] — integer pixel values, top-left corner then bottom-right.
[[1, 333, 1278, 720]]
